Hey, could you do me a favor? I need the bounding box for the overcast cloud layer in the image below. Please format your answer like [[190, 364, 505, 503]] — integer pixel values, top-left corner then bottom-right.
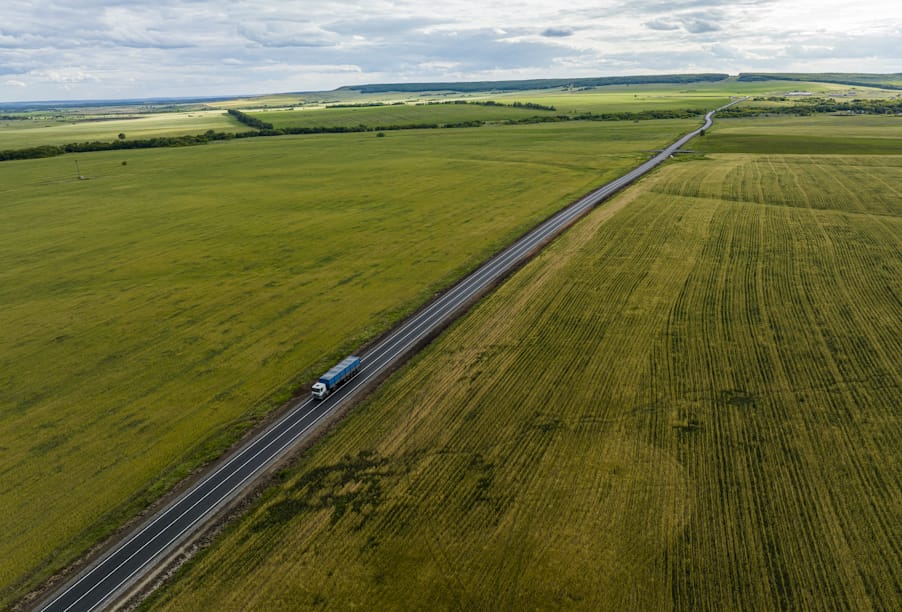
[[1, 0, 900, 101]]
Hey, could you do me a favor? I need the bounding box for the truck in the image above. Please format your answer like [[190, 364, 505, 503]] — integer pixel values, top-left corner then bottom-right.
[[311, 355, 361, 400]]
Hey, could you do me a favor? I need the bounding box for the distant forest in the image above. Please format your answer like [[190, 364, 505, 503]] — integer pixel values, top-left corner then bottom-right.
[[738, 73, 902, 90], [344, 73, 731, 94], [345, 72, 902, 95]]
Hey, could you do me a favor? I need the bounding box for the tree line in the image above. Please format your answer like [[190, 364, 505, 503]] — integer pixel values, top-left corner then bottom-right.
[[0, 130, 236, 161], [227, 108, 274, 129], [428, 100, 558, 111], [716, 97, 902, 118], [325, 102, 406, 108]]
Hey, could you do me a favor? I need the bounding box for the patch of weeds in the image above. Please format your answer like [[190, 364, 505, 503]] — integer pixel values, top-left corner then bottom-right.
[[524, 411, 564, 434], [672, 418, 703, 434], [720, 388, 757, 407], [671, 410, 704, 435], [29, 433, 68, 455], [535, 418, 563, 433], [253, 450, 392, 532], [463, 453, 496, 509], [360, 534, 380, 554], [311, 592, 327, 606]]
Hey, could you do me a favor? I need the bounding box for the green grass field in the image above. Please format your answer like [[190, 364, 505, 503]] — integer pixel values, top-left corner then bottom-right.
[[145, 125, 900, 609], [703, 115, 902, 154], [0, 110, 249, 149], [0, 117, 703, 605]]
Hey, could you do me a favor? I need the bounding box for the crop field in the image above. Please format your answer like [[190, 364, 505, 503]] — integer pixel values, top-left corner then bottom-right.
[[146, 144, 900, 606], [0, 110, 248, 149], [703, 115, 902, 154], [0, 117, 703, 605]]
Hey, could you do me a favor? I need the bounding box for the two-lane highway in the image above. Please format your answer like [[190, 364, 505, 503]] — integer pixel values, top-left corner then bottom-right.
[[37, 98, 744, 611]]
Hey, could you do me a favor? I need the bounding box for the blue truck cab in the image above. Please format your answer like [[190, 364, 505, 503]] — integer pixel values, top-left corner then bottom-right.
[[311, 355, 361, 400]]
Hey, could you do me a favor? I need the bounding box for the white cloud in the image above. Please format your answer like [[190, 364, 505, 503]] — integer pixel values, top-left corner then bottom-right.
[[418, 61, 462, 71], [237, 21, 339, 48], [0, 0, 899, 101], [33, 68, 100, 84]]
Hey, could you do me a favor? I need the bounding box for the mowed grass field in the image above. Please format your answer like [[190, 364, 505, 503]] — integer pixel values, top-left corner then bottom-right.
[[0, 110, 249, 149], [0, 118, 701, 604], [147, 127, 900, 609]]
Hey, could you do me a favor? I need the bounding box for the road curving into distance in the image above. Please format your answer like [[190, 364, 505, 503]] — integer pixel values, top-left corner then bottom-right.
[[36, 97, 745, 612]]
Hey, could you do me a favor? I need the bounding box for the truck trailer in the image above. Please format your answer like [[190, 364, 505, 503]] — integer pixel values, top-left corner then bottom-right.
[[311, 355, 361, 400]]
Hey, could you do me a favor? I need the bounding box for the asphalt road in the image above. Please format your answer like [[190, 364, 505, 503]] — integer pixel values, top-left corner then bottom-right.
[[37, 98, 744, 612]]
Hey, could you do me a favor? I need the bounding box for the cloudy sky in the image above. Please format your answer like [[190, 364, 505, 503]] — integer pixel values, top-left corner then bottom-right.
[[1, 0, 900, 101]]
